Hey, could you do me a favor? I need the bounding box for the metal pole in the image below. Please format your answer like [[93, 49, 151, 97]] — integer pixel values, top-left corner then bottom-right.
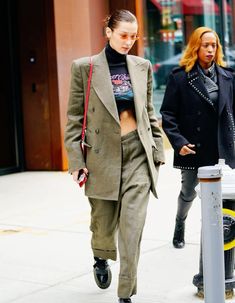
[[198, 166, 225, 303]]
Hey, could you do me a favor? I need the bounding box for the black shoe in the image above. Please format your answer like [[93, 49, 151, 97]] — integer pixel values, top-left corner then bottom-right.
[[118, 298, 132, 303], [93, 257, 112, 289], [173, 218, 185, 248], [192, 273, 203, 288]]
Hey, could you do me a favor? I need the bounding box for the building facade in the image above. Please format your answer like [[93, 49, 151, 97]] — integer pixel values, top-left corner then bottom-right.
[[1, 0, 235, 175]]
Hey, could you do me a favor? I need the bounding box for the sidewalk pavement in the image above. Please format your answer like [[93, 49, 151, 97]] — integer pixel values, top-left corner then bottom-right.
[[0, 148, 233, 303]]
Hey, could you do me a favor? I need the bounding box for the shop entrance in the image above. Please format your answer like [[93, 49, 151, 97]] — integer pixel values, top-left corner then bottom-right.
[[0, 0, 24, 175], [1, 0, 61, 175]]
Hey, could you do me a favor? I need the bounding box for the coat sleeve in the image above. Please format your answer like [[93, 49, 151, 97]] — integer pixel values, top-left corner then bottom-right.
[[233, 73, 235, 119], [147, 61, 165, 164], [64, 60, 86, 173], [160, 72, 189, 153]]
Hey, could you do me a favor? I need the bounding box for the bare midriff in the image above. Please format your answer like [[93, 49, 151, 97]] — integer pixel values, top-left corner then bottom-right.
[[120, 109, 137, 136]]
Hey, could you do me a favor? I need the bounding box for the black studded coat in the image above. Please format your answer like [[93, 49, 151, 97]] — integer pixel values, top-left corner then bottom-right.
[[160, 64, 235, 169]]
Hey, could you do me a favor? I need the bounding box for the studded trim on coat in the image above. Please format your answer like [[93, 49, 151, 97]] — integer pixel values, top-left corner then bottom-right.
[[188, 74, 216, 108], [227, 109, 235, 141], [173, 165, 196, 170]]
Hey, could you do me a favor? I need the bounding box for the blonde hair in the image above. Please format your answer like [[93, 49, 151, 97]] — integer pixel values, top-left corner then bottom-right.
[[179, 26, 226, 72]]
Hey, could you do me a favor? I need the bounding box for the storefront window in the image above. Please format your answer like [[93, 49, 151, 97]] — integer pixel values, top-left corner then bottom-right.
[[223, 0, 235, 66], [143, 0, 235, 116]]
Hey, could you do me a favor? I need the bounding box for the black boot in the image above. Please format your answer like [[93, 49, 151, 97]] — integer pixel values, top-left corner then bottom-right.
[[93, 257, 112, 289], [173, 218, 185, 248], [118, 298, 132, 303]]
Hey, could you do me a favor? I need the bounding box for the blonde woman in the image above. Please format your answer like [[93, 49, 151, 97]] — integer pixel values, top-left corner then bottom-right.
[[160, 27, 235, 249]]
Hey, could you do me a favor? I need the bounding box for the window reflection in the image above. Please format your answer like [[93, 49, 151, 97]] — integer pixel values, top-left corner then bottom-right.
[[223, 0, 235, 68]]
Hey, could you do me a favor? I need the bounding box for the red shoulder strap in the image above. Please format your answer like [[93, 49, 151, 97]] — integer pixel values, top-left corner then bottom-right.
[[81, 57, 93, 141]]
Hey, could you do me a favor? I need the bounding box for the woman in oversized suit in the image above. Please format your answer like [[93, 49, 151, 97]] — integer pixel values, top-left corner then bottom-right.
[[160, 27, 235, 249], [64, 9, 165, 303]]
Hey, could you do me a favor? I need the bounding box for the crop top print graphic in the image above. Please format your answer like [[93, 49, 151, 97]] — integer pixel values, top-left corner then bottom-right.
[[110, 67, 134, 101]]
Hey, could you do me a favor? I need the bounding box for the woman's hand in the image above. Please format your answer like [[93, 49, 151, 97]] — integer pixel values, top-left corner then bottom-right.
[[72, 168, 89, 185], [179, 144, 196, 156]]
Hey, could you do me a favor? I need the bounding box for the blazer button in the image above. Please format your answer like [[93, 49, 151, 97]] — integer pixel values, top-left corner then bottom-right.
[[95, 128, 99, 134], [148, 127, 150, 131], [92, 107, 95, 112], [94, 148, 99, 153], [196, 143, 201, 147], [196, 127, 201, 132], [197, 111, 201, 115]]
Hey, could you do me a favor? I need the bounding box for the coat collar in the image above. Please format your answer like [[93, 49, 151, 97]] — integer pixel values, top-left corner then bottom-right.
[[90, 49, 147, 125], [187, 63, 233, 115], [187, 64, 215, 109], [216, 65, 233, 115]]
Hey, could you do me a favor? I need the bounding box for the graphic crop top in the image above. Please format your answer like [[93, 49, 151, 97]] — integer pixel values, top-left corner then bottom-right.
[[105, 43, 135, 115]]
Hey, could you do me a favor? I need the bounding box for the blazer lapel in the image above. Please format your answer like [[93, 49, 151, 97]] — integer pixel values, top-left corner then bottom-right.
[[187, 67, 216, 109], [127, 56, 146, 123], [216, 65, 233, 116], [91, 49, 120, 124], [90, 50, 148, 125]]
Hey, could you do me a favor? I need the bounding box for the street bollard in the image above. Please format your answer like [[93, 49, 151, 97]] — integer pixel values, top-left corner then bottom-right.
[[197, 166, 225, 303], [193, 160, 235, 299]]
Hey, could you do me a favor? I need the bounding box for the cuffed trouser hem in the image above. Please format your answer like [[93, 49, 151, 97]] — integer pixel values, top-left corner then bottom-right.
[[118, 275, 137, 298], [93, 248, 117, 261]]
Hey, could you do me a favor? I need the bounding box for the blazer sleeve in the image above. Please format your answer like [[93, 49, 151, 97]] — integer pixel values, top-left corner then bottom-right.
[[160, 72, 189, 153], [147, 61, 165, 164], [64, 60, 86, 173]]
